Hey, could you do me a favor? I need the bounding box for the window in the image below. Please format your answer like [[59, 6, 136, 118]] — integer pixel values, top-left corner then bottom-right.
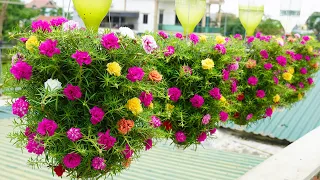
[[143, 14, 148, 24], [159, 10, 164, 24], [280, 10, 300, 16], [175, 15, 181, 25]]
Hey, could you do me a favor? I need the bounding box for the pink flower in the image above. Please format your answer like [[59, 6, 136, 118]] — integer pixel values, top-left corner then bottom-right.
[[89, 106, 105, 125], [97, 130, 116, 150], [37, 118, 58, 136], [175, 33, 183, 39], [264, 63, 273, 70], [63, 153, 82, 169], [276, 56, 287, 66], [209, 87, 222, 100], [256, 90, 265, 98], [26, 139, 45, 155], [247, 36, 255, 44], [101, 33, 120, 50], [300, 67, 308, 75], [293, 54, 303, 61], [150, 115, 162, 128], [260, 50, 269, 59], [294, 34, 301, 39], [122, 144, 134, 159], [231, 80, 238, 94], [305, 56, 311, 61], [71, 50, 92, 66], [197, 132, 207, 142], [175, 131, 186, 143], [265, 107, 273, 117], [228, 62, 239, 71], [299, 82, 304, 89], [255, 32, 262, 38], [219, 111, 228, 122], [67, 128, 82, 142], [246, 114, 253, 120], [62, 20, 80, 31], [145, 139, 152, 151], [31, 20, 51, 33], [50, 17, 68, 27], [222, 69, 229, 81], [20, 37, 28, 43], [10, 61, 32, 80], [202, 114, 211, 125], [164, 46, 175, 56], [234, 34, 242, 40], [168, 87, 181, 102], [139, 91, 153, 107], [182, 66, 192, 75], [11, 53, 24, 66], [63, 84, 82, 100], [91, 157, 106, 170], [273, 76, 279, 85], [214, 44, 226, 54], [158, 31, 168, 39], [210, 128, 217, 135], [307, 77, 314, 85], [39, 39, 61, 58], [24, 127, 32, 137], [302, 36, 310, 42], [301, 41, 306, 45], [142, 35, 158, 54], [189, 33, 199, 45], [12, 96, 29, 118], [126, 67, 145, 82], [248, 76, 258, 86], [190, 94, 204, 108]]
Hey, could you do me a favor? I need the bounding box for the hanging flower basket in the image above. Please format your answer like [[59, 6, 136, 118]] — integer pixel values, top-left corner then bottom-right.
[[6, 17, 320, 179]]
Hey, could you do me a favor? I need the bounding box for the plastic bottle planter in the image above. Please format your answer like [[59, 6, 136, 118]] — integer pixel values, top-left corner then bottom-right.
[[238, 0, 264, 36], [175, 0, 206, 35], [72, 0, 112, 32]]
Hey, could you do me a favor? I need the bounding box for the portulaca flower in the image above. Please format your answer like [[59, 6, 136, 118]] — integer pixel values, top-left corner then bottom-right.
[[44, 78, 62, 91], [119, 27, 135, 39], [62, 20, 80, 31], [141, 35, 157, 54]]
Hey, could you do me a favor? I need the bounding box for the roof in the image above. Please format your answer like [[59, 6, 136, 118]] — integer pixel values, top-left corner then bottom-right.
[[223, 72, 320, 142], [35, 15, 63, 22], [25, 0, 57, 9]]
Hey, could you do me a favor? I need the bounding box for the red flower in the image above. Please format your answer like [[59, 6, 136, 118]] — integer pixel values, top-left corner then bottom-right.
[[54, 164, 65, 177], [163, 121, 172, 131], [237, 93, 245, 101], [234, 112, 240, 118]]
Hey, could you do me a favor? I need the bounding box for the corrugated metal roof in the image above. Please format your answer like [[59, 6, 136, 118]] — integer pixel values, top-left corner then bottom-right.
[[223, 73, 320, 142], [0, 118, 266, 180]]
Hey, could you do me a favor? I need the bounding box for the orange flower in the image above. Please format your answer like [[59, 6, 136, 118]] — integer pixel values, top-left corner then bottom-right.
[[123, 158, 132, 168], [246, 59, 257, 69], [117, 118, 134, 135], [312, 62, 319, 69], [148, 70, 162, 82]]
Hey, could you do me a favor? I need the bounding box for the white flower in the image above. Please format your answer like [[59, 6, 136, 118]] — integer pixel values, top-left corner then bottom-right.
[[294, 33, 301, 39], [44, 78, 62, 91], [62, 20, 80, 31], [141, 35, 158, 54], [119, 27, 135, 39]]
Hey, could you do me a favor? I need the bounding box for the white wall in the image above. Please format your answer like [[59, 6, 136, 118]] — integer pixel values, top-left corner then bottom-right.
[[159, 1, 176, 25]]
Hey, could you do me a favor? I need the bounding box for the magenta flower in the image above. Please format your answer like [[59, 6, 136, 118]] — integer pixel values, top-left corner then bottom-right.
[[302, 36, 310, 42], [26, 139, 45, 155], [247, 36, 255, 44], [10, 61, 32, 80], [145, 139, 152, 151], [222, 69, 229, 81], [264, 63, 273, 70], [139, 91, 153, 107], [175, 131, 186, 143], [97, 130, 116, 150], [189, 33, 199, 44], [276, 56, 287, 66], [300, 67, 308, 75], [234, 34, 242, 40], [219, 111, 228, 122], [248, 76, 258, 86], [214, 44, 226, 54], [101, 33, 120, 50], [50, 17, 68, 27], [31, 20, 51, 33], [122, 144, 134, 159], [39, 39, 61, 58], [168, 87, 182, 102], [265, 107, 273, 117], [182, 66, 192, 75], [37, 118, 58, 136], [231, 81, 238, 94], [63, 84, 82, 101], [210, 128, 217, 135], [256, 90, 266, 98], [202, 114, 211, 125], [71, 50, 92, 66], [63, 153, 82, 169], [67, 128, 82, 142], [255, 32, 262, 38], [12, 96, 29, 118], [299, 82, 305, 89], [260, 50, 269, 59], [20, 37, 28, 43], [246, 113, 253, 120], [301, 40, 306, 45], [150, 115, 162, 128], [307, 77, 314, 85], [24, 127, 32, 137], [197, 132, 207, 143], [164, 46, 175, 57], [158, 31, 168, 39], [126, 67, 145, 82], [305, 56, 311, 61], [228, 62, 239, 71], [273, 76, 279, 85], [209, 87, 222, 100], [89, 106, 105, 125], [175, 33, 183, 39], [190, 94, 204, 108], [91, 157, 106, 170], [294, 54, 303, 61]]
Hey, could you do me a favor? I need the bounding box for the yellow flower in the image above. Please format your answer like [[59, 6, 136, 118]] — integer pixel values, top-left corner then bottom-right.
[[26, 36, 39, 51], [215, 35, 225, 44], [298, 93, 303, 100], [199, 35, 207, 42], [308, 46, 313, 54], [282, 72, 293, 81], [166, 103, 175, 111], [271, 105, 277, 111], [273, 94, 280, 103], [148, 102, 154, 109], [287, 67, 295, 74], [126, 98, 143, 115], [220, 96, 226, 102], [202, 58, 214, 70], [107, 62, 121, 76]]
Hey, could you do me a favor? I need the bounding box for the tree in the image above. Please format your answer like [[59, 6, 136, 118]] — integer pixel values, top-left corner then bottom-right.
[[220, 13, 245, 36], [0, 0, 9, 41], [256, 18, 284, 35]]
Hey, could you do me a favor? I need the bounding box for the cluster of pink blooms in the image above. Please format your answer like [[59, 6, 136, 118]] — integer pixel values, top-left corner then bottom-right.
[[12, 97, 29, 118], [101, 33, 120, 50], [139, 91, 153, 107], [222, 69, 229, 81], [66, 127, 83, 142], [248, 76, 258, 86], [142, 35, 158, 54], [91, 157, 106, 170], [214, 44, 226, 55], [63, 84, 82, 100], [71, 50, 92, 66], [158, 31, 168, 39], [189, 33, 199, 45], [197, 132, 207, 142], [190, 94, 204, 108], [164, 46, 175, 57], [264, 63, 273, 70], [26, 138, 45, 155], [175, 32, 183, 39], [260, 50, 269, 59], [219, 111, 228, 122], [276, 56, 287, 66], [39, 39, 61, 57], [122, 144, 134, 159], [32, 20, 52, 32], [256, 90, 266, 99], [50, 17, 68, 27], [234, 34, 243, 40], [37, 118, 58, 136], [97, 130, 117, 150], [202, 114, 211, 125], [150, 116, 162, 128], [175, 131, 187, 143], [89, 106, 105, 125], [145, 139, 153, 151], [126, 67, 145, 82], [10, 61, 33, 80], [209, 87, 222, 100], [167, 87, 182, 102], [63, 153, 82, 169]]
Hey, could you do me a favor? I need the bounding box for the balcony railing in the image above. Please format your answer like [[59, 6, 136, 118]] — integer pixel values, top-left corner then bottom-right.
[[158, 24, 221, 33]]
